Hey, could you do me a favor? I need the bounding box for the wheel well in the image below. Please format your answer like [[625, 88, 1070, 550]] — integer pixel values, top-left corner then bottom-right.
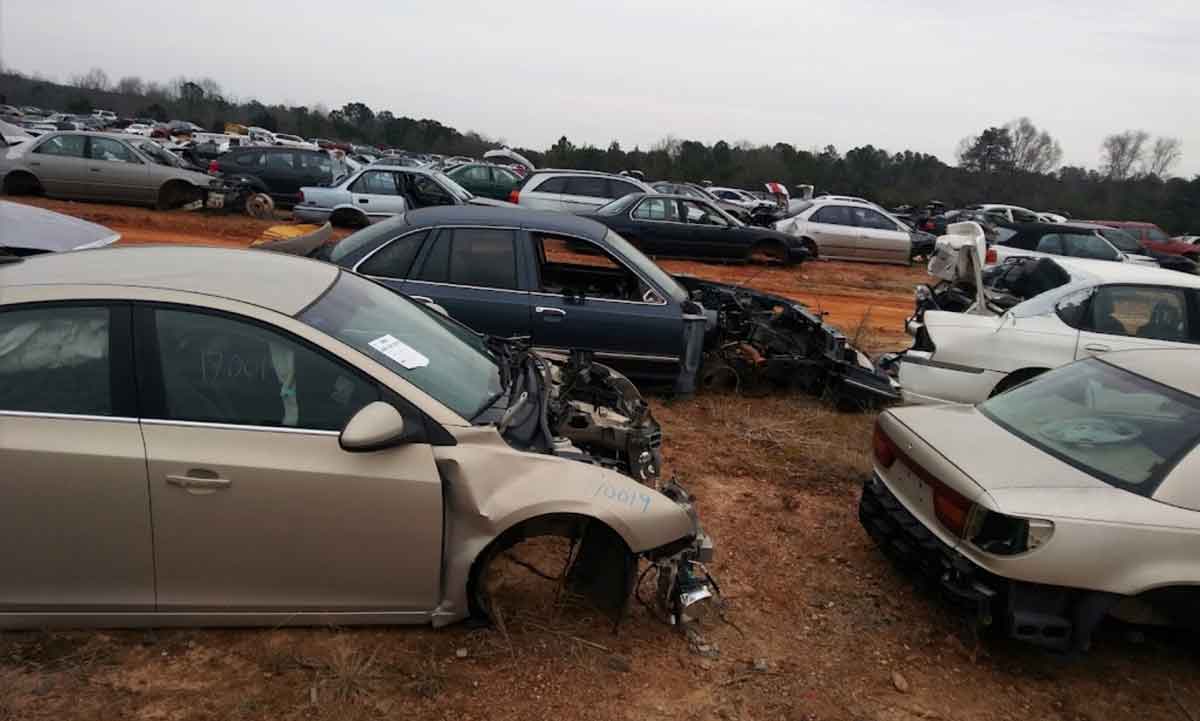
[[157, 180, 201, 209], [800, 236, 819, 258], [990, 367, 1048, 397], [466, 513, 633, 621], [329, 207, 368, 227], [2, 170, 42, 195]]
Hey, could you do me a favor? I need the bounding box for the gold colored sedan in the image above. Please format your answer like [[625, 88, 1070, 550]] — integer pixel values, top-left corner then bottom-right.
[[0, 245, 713, 629]]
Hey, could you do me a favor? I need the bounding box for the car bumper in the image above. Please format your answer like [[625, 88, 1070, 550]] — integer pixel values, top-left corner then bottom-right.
[[896, 353, 1003, 405], [860, 473, 1093, 650], [293, 206, 331, 223]]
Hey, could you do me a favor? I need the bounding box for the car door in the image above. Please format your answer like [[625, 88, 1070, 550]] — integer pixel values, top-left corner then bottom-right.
[[1074, 285, 1198, 359], [560, 176, 611, 213], [296, 150, 334, 189], [27, 134, 92, 198], [86, 136, 152, 203], [527, 232, 684, 381], [679, 198, 741, 259], [452, 165, 491, 197], [0, 303, 155, 611], [626, 197, 683, 255], [136, 305, 443, 612], [400, 227, 531, 338], [261, 149, 300, 201], [852, 207, 910, 263], [348, 170, 407, 220], [805, 205, 858, 259], [489, 166, 519, 201]]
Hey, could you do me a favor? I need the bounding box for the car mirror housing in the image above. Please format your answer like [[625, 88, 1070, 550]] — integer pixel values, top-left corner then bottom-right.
[[339, 401, 410, 452]]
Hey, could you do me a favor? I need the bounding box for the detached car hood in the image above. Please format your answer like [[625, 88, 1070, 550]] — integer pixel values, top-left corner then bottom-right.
[[0, 200, 120, 253], [890, 403, 1112, 494]]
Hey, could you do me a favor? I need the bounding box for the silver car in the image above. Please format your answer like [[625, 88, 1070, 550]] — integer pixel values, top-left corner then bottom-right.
[[514, 170, 654, 214], [294, 164, 510, 227], [775, 198, 915, 265], [0, 245, 714, 629], [0, 131, 225, 209]]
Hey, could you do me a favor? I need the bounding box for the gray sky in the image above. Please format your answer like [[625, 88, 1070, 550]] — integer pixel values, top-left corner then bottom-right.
[[3, 0, 1198, 175]]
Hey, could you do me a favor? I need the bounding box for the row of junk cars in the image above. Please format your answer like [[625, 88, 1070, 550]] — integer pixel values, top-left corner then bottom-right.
[[3, 114, 1200, 654]]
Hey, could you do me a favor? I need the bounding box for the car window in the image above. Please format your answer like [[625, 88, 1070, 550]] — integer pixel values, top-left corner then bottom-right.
[[608, 180, 642, 200], [1086, 285, 1192, 342], [1012, 208, 1039, 223], [1147, 227, 1170, 242], [1036, 234, 1066, 254], [265, 151, 296, 170], [0, 306, 111, 415], [350, 171, 399, 196], [415, 229, 517, 289], [33, 134, 86, 158], [980, 358, 1200, 495], [491, 167, 518, 184], [563, 176, 608, 198], [357, 230, 429, 278], [810, 205, 852, 226], [458, 165, 490, 183], [235, 152, 260, 167], [533, 176, 568, 194], [633, 198, 680, 221], [152, 308, 378, 431], [410, 174, 454, 206], [534, 234, 654, 303], [298, 152, 333, 174], [680, 199, 729, 227], [1061, 233, 1119, 260], [854, 208, 899, 231], [87, 137, 138, 163]]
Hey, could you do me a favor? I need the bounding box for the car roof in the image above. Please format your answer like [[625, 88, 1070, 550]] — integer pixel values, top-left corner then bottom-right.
[[0, 245, 338, 316], [1049, 255, 1200, 288], [402, 205, 609, 240], [529, 168, 637, 179], [1101, 348, 1200, 397]]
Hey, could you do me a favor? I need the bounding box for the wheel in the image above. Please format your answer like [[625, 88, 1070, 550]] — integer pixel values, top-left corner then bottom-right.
[[748, 240, 787, 265], [329, 208, 366, 228], [244, 193, 275, 220], [156, 181, 200, 210], [989, 368, 1046, 398], [2, 171, 43, 196]]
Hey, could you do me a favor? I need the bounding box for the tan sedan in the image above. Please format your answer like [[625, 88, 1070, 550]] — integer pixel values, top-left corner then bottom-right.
[[0, 245, 713, 628]]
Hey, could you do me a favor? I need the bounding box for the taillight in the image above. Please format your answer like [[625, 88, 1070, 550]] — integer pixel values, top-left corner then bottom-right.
[[933, 482, 973, 537], [299, 190, 305, 205], [922, 220, 934, 231], [985, 247, 997, 264], [207, 160, 219, 175], [508, 189, 520, 204], [872, 421, 897, 468]]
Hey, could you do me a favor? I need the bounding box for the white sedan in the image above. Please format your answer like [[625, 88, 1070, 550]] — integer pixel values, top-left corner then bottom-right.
[[899, 257, 1200, 404], [863, 347, 1200, 650]]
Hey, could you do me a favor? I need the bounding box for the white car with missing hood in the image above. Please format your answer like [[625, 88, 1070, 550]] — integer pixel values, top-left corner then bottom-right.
[[898, 225, 1200, 405]]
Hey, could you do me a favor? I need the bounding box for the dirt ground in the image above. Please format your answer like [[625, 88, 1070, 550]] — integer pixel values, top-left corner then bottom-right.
[[4, 199, 1199, 721]]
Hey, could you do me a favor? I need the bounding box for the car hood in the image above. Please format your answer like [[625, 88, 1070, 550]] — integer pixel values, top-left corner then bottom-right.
[[889, 403, 1112, 493], [0, 200, 121, 252], [1150, 239, 1198, 254]]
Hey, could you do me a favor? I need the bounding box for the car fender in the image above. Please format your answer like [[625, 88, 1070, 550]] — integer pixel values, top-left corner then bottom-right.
[[431, 427, 694, 624]]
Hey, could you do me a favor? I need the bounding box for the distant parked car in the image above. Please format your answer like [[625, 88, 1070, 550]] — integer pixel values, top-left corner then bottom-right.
[[707, 187, 776, 214], [293, 164, 510, 226], [966, 203, 1041, 224], [511, 170, 654, 213], [650, 181, 752, 223], [209, 146, 346, 207], [1091, 221, 1200, 262], [1071, 222, 1197, 274], [123, 123, 153, 137], [774, 198, 919, 265], [581, 192, 808, 265], [864, 347, 1200, 650], [0, 200, 120, 255], [0, 131, 227, 209], [1173, 235, 1200, 245], [444, 162, 521, 201], [91, 110, 117, 123], [990, 222, 1161, 268], [272, 133, 318, 149]]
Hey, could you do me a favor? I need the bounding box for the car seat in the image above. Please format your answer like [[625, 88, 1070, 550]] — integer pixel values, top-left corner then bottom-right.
[[1090, 292, 1127, 335], [1136, 301, 1185, 341]]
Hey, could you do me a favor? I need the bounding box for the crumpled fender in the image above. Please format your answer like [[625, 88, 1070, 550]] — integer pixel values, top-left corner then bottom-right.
[[431, 427, 694, 626]]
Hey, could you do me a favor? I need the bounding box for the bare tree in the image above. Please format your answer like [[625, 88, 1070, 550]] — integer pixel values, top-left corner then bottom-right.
[[1100, 130, 1149, 180], [70, 67, 110, 91], [1005, 117, 1062, 173], [115, 76, 145, 95], [1143, 137, 1182, 178]]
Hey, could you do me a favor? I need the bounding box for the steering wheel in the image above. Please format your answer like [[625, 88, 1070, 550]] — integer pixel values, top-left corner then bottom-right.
[[1038, 417, 1141, 447]]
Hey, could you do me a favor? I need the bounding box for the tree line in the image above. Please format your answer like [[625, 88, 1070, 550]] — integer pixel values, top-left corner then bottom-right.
[[1, 67, 1196, 233]]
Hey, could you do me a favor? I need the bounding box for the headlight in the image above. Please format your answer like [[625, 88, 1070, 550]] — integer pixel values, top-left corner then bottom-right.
[[969, 509, 1054, 556]]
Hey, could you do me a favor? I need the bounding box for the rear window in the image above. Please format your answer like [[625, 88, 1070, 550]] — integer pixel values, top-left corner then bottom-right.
[[980, 358, 1200, 495], [532, 176, 568, 194], [563, 176, 608, 198]]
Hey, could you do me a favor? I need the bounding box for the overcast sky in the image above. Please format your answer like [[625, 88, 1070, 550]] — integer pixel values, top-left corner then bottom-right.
[[2, 0, 1197, 175]]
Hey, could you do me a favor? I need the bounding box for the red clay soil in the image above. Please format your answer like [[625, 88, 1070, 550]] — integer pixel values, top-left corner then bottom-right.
[[3, 199, 1198, 721]]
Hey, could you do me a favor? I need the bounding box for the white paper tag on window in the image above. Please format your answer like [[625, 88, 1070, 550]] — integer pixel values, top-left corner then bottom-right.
[[368, 334, 429, 369]]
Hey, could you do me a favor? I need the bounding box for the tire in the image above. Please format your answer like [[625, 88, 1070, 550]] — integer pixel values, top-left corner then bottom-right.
[[156, 181, 200, 211], [801, 237, 819, 260], [748, 239, 787, 265], [244, 193, 275, 220], [988, 368, 1047, 398], [2, 171, 43, 196], [329, 208, 367, 228]]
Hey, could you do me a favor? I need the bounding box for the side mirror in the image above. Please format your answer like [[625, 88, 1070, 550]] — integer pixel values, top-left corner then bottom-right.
[[339, 401, 410, 452]]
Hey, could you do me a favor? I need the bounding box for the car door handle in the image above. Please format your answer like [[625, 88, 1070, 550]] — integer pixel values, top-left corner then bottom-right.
[[536, 306, 567, 319], [90, 168, 102, 173], [1083, 343, 1111, 353], [29, 161, 40, 167], [166, 472, 232, 492], [358, 198, 369, 204]]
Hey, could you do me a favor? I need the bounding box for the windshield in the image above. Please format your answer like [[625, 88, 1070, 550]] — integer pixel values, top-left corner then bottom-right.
[[1097, 228, 1142, 253], [979, 358, 1200, 495], [1147, 227, 1170, 242], [604, 230, 689, 303], [434, 171, 473, 201], [130, 140, 179, 167], [596, 194, 640, 215], [298, 271, 501, 419]]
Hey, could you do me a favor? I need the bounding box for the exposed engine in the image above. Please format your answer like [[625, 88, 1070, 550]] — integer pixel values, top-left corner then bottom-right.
[[483, 340, 664, 485], [673, 275, 900, 408]]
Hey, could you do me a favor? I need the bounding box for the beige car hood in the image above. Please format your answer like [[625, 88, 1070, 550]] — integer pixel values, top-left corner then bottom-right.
[[890, 403, 1112, 495]]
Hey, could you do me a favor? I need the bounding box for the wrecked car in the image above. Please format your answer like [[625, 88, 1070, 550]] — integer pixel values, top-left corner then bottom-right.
[[862, 348, 1200, 651], [317, 205, 897, 406], [0, 245, 713, 629], [0, 130, 229, 210]]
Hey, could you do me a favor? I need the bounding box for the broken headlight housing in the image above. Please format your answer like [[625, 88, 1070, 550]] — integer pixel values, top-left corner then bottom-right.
[[966, 508, 1054, 556]]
